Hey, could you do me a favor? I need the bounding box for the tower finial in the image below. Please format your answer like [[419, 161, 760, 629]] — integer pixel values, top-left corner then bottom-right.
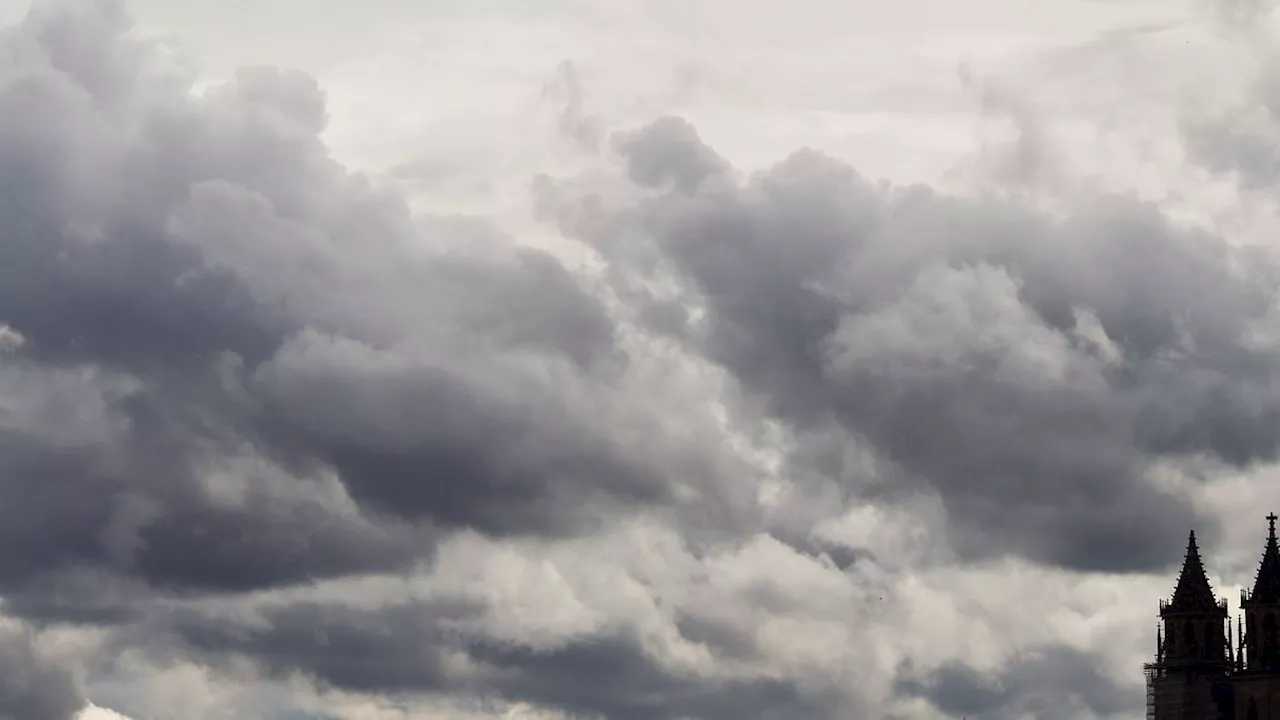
[[1268, 513, 1277, 540]]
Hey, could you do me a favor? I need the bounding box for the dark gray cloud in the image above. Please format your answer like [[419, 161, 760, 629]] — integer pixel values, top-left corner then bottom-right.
[[539, 115, 1280, 572], [0, 3, 762, 716], [0, 624, 83, 720], [471, 634, 829, 720], [894, 644, 1141, 720], [167, 599, 476, 693], [0, 0, 731, 612], [163, 596, 834, 720], [0, 354, 429, 600]]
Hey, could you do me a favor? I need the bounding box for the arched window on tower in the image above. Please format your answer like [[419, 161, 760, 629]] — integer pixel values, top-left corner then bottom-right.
[[1184, 619, 1197, 659]]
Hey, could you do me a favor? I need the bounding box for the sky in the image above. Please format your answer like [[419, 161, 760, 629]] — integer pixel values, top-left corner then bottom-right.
[[4, 0, 1280, 718]]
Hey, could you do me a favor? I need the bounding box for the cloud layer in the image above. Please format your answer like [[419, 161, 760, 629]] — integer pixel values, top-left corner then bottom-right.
[[2, 1, 1280, 719]]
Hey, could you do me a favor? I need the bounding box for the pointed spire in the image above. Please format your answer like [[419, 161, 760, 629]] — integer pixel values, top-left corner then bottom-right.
[[1251, 514, 1280, 605], [1239, 615, 1246, 670], [1167, 530, 1219, 612]]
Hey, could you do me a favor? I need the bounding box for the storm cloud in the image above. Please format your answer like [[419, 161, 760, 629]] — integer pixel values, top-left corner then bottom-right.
[[0, 0, 753, 610], [1, 1, 1278, 719], [895, 644, 1141, 720], [538, 112, 1280, 572], [0, 623, 83, 720]]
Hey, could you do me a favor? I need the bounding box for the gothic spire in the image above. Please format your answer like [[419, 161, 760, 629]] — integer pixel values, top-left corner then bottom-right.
[[1166, 530, 1219, 612], [1250, 513, 1280, 605], [1239, 615, 1246, 671]]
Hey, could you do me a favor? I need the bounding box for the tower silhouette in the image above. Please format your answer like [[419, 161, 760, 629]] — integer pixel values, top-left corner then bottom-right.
[[1147, 516, 1280, 720]]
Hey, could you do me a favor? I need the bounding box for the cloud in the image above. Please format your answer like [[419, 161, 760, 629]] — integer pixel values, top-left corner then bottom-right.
[[468, 633, 827, 720], [134, 525, 870, 719], [0, 0, 754, 612], [894, 644, 1140, 720], [165, 598, 832, 720], [78, 707, 133, 720], [0, 2, 764, 716], [0, 623, 83, 720], [3, 1, 1280, 719], [167, 597, 476, 693], [541, 115, 1280, 571], [0, 325, 23, 352]]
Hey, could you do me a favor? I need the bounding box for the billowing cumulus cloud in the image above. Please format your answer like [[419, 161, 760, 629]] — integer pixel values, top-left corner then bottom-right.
[[0, 1, 768, 716], [3, 0, 1280, 719], [0, 0, 754, 611], [542, 114, 1280, 572]]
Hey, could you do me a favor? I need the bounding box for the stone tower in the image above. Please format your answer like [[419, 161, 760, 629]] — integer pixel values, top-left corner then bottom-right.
[[1234, 514, 1280, 720], [1148, 530, 1232, 720]]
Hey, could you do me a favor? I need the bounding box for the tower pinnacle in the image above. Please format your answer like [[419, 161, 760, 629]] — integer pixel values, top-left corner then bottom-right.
[[1252, 515, 1280, 605], [1166, 530, 1219, 613]]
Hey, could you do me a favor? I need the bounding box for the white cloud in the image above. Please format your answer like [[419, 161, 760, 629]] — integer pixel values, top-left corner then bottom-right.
[[78, 706, 133, 720], [0, 324, 22, 352]]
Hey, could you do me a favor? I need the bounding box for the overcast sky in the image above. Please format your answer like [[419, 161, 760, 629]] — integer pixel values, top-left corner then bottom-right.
[[3, 0, 1280, 718]]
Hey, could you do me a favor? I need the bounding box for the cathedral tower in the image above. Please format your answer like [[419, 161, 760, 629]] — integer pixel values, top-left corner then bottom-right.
[[1148, 530, 1232, 720], [1234, 515, 1280, 719]]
